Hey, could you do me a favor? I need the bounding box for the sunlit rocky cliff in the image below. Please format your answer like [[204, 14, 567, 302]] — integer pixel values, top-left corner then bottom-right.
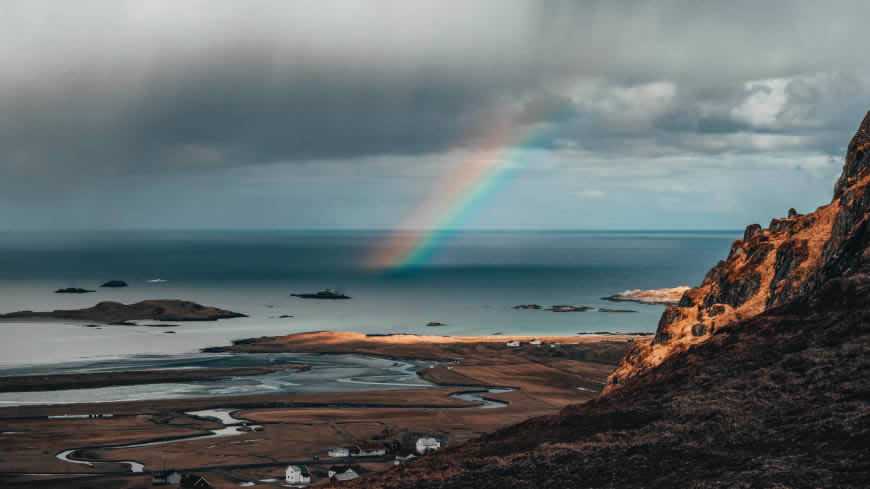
[[607, 111, 870, 390]]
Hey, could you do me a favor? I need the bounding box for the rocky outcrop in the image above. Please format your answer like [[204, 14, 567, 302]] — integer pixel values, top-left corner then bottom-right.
[[600, 286, 690, 306], [743, 223, 763, 241], [606, 112, 870, 391], [834, 110, 870, 198]]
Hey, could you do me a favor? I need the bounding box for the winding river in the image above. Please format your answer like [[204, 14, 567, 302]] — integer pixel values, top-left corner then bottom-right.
[[55, 387, 513, 473], [56, 408, 259, 473], [449, 388, 513, 408]]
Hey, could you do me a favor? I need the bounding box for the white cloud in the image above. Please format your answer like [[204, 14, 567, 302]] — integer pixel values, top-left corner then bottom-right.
[[730, 78, 790, 128], [566, 80, 678, 129]]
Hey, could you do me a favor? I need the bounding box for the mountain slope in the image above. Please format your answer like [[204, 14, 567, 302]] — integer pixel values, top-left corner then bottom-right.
[[348, 114, 870, 488]]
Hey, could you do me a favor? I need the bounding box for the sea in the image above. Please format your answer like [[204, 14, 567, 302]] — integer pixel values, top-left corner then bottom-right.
[[0, 230, 739, 404]]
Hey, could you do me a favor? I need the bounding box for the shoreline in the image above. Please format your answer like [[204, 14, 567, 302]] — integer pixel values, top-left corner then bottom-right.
[[0, 364, 310, 393]]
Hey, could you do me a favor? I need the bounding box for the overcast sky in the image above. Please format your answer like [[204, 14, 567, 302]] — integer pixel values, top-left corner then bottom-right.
[[1, 1, 868, 230]]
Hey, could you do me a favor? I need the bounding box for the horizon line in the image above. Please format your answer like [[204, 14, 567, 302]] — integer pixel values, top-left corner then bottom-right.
[[0, 227, 745, 233]]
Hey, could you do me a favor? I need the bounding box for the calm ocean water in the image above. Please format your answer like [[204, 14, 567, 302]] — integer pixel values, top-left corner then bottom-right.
[[0, 230, 739, 367]]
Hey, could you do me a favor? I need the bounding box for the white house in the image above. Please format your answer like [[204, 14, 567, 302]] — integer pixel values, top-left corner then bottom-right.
[[506, 341, 520, 347], [285, 465, 311, 485], [529, 339, 542, 345], [328, 447, 351, 458], [352, 445, 386, 457], [328, 465, 360, 481], [549, 342, 561, 348], [416, 437, 441, 454]]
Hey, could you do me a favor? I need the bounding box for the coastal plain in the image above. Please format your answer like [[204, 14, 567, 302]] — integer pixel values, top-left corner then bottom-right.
[[0, 332, 645, 488]]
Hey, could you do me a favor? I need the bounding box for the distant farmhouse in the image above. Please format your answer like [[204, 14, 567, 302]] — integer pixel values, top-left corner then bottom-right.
[[285, 465, 311, 485], [328, 447, 351, 458], [506, 340, 520, 347], [416, 437, 441, 454], [328, 465, 361, 481], [529, 339, 542, 345]]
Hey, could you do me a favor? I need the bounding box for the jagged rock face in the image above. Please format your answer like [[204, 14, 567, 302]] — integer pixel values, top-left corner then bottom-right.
[[607, 112, 870, 390], [743, 223, 762, 241], [834, 111, 870, 198]]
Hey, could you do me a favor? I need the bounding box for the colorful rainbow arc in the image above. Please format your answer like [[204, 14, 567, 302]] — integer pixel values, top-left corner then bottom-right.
[[366, 123, 553, 270]]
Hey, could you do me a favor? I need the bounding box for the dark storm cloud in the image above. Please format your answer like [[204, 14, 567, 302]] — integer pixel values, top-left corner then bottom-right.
[[515, 94, 578, 125], [2, 52, 507, 176], [1, 0, 870, 179]]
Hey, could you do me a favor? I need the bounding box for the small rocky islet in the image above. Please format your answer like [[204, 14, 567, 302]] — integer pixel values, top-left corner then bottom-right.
[[54, 288, 95, 294], [99, 280, 128, 288], [55, 279, 129, 293]]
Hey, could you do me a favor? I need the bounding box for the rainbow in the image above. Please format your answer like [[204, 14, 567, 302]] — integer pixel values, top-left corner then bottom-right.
[[366, 122, 554, 269]]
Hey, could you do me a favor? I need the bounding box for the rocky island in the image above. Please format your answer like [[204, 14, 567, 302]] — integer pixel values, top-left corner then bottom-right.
[[0, 299, 247, 323], [54, 288, 95, 294], [600, 286, 691, 305], [99, 280, 128, 288]]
